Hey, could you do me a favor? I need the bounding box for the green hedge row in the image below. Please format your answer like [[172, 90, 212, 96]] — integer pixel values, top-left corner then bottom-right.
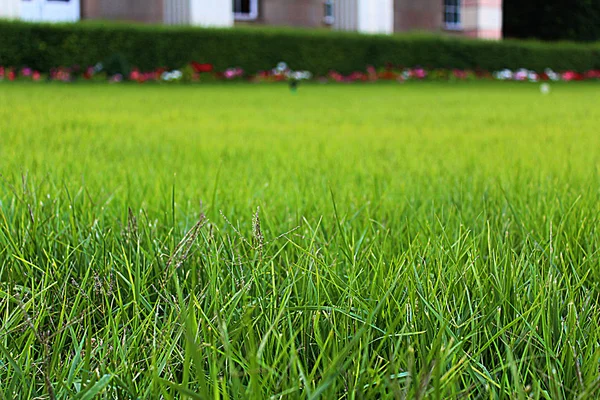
[[1, 20, 599, 74]]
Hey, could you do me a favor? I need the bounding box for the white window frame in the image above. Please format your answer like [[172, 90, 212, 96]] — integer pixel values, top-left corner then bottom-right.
[[234, 0, 258, 21], [444, 0, 461, 30], [324, 0, 334, 25]]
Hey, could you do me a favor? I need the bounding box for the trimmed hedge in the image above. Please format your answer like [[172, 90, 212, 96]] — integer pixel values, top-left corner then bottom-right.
[[1, 20, 599, 75]]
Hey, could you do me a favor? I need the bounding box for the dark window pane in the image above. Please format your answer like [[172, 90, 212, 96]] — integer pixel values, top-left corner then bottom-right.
[[241, 0, 250, 13], [325, 4, 333, 17], [234, 0, 251, 14]]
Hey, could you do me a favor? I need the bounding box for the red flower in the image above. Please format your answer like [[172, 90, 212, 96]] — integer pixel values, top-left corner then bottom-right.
[[378, 70, 396, 80], [328, 71, 343, 82], [8, 69, 15, 81], [32, 71, 41, 81], [191, 62, 213, 73]]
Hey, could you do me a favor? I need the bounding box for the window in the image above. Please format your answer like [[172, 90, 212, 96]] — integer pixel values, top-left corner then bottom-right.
[[324, 0, 334, 25], [444, 0, 461, 29], [234, 0, 258, 20]]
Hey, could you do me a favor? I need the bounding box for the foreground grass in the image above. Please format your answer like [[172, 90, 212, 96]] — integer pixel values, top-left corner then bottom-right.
[[0, 82, 599, 399]]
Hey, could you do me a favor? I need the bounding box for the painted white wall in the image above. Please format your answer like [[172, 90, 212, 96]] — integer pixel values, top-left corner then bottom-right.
[[357, 0, 393, 34], [190, 0, 233, 27], [0, 0, 20, 19], [477, 6, 502, 31], [20, 0, 79, 23]]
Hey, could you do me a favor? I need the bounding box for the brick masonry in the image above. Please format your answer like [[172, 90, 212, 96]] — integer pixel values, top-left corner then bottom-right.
[[236, 0, 329, 28], [394, 0, 443, 32], [81, 0, 164, 23]]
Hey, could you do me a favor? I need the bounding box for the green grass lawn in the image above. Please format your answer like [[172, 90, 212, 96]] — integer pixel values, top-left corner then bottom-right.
[[1, 82, 600, 399]]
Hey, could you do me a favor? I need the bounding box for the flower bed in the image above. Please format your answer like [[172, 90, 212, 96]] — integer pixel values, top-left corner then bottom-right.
[[1, 62, 599, 84]]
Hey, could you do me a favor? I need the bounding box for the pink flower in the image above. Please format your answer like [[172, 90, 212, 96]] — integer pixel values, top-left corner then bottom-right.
[[453, 69, 467, 80], [21, 67, 32, 77], [109, 74, 123, 83], [514, 69, 528, 81], [561, 71, 583, 81], [130, 69, 140, 81], [366, 65, 377, 81], [32, 71, 41, 81], [0, 66, 4, 80], [349, 71, 367, 81], [223, 67, 243, 79], [52, 68, 71, 82], [413, 68, 427, 79]]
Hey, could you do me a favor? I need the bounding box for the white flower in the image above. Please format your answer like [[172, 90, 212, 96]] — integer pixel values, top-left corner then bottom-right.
[[493, 69, 512, 80], [299, 71, 312, 80], [528, 72, 538, 82], [290, 71, 312, 80], [276, 62, 288, 72], [545, 68, 560, 81], [161, 70, 182, 81]]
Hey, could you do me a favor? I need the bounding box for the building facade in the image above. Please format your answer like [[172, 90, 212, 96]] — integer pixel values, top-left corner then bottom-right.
[[0, 0, 502, 39], [0, 0, 80, 22]]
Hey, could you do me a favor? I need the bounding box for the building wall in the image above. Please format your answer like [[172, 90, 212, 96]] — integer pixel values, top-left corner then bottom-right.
[[394, 0, 443, 32], [81, 0, 163, 23], [164, 0, 189, 25], [333, 0, 358, 31], [189, 0, 233, 27], [48, 0, 503, 39], [0, 0, 20, 19], [394, 0, 502, 39], [236, 0, 327, 28], [357, 0, 393, 34], [463, 0, 502, 39]]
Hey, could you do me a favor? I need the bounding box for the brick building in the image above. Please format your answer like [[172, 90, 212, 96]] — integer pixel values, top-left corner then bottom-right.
[[0, 0, 503, 39]]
